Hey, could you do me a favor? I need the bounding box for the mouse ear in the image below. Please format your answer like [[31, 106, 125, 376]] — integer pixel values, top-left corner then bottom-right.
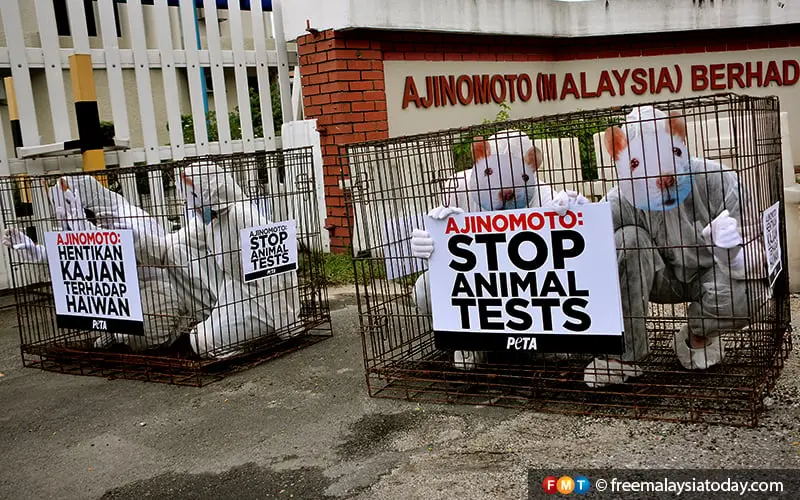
[[666, 110, 687, 142], [471, 137, 491, 162], [524, 146, 543, 171], [603, 126, 628, 161]]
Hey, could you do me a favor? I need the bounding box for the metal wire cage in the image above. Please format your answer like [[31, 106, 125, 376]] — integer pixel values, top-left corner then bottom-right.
[[1, 147, 332, 386], [341, 93, 791, 427]]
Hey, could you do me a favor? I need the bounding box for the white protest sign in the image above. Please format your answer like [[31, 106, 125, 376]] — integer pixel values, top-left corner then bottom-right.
[[45, 230, 144, 335], [241, 220, 298, 282], [427, 203, 624, 353], [381, 212, 428, 280], [762, 201, 783, 289]]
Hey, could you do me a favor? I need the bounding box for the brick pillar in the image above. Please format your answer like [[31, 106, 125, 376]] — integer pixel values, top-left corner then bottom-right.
[[297, 30, 389, 253]]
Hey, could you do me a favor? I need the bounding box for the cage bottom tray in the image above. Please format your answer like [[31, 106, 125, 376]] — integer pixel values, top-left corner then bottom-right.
[[21, 319, 333, 387], [364, 335, 789, 427]]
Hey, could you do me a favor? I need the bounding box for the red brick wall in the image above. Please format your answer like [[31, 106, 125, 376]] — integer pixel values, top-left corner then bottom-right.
[[297, 30, 389, 252], [297, 25, 800, 252]]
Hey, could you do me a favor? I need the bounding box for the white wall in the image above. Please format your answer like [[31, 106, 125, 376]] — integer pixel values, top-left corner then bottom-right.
[[282, 0, 800, 41]]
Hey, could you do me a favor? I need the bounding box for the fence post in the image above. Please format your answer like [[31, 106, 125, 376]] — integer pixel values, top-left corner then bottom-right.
[[272, 0, 294, 124], [68, 54, 107, 183]]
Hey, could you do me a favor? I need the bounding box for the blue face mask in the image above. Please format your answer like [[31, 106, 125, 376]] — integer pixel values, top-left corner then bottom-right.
[[632, 173, 693, 212], [201, 207, 214, 224]]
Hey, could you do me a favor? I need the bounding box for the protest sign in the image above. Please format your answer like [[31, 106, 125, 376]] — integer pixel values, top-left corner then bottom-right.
[[427, 203, 624, 353], [46, 230, 144, 335], [241, 220, 298, 282], [762, 201, 783, 289]]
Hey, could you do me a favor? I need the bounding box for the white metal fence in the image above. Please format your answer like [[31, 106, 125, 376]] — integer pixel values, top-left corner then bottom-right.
[[0, 0, 310, 290]]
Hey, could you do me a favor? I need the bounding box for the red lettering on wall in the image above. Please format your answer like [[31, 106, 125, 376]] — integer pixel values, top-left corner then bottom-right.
[[579, 72, 597, 98], [398, 58, 800, 109], [631, 68, 648, 95], [691, 65, 708, 91], [764, 61, 783, 86], [402, 76, 422, 109], [728, 63, 745, 89], [504, 74, 518, 102], [518, 74, 533, 101], [612, 69, 630, 96], [491, 74, 507, 103], [560, 73, 580, 100], [440, 75, 457, 106], [785, 60, 800, 86], [597, 70, 616, 97], [710, 63, 726, 90], [746, 62, 763, 87], [457, 75, 473, 105]]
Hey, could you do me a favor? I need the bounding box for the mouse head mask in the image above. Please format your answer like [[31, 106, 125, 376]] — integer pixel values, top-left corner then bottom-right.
[[468, 129, 544, 211], [603, 106, 693, 212]]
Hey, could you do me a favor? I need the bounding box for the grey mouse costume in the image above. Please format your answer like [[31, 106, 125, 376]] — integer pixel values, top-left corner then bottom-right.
[[586, 106, 768, 387]]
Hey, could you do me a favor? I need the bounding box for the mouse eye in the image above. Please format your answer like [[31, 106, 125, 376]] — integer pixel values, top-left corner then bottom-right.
[[630, 158, 640, 170], [484, 168, 493, 176], [673, 147, 682, 157], [522, 174, 530, 182]]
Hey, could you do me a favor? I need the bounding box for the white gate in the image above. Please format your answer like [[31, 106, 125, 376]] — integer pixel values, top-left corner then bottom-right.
[[0, 0, 312, 290]]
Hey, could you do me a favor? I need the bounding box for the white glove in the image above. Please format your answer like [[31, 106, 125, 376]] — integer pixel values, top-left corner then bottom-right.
[[702, 210, 745, 277], [56, 187, 90, 231], [701, 210, 743, 249], [2, 228, 46, 263], [428, 205, 464, 220], [545, 190, 590, 216], [410, 206, 465, 260], [411, 228, 434, 259]]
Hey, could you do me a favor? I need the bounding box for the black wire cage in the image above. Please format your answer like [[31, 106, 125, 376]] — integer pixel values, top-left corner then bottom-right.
[[341, 93, 791, 427], [1, 147, 332, 386]]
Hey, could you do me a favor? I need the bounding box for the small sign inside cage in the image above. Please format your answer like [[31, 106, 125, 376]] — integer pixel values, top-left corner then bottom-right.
[[240, 220, 298, 282], [45, 230, 144, 335], [382, 213, 428, 280], [426, 203, 624, 353], [762, 201, 783, 288]]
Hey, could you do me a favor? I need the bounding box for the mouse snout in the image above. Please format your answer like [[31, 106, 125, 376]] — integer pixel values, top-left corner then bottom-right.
[[656, 175, 676, 190], [499, 189, 515, 202]]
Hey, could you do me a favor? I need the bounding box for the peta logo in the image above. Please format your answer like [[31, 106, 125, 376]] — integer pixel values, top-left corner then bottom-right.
[[92, 319, 108, 331], [506, 336, 537, 350]]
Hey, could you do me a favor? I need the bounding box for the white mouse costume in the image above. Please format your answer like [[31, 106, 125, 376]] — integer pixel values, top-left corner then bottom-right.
[[585, 106, 768, 387], [411, 129, 585, 370], [179, 161, 301, 359], [3, 176, 185, 351]]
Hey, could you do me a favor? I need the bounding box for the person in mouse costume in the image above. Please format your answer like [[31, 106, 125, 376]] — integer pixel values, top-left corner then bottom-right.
[[584, 105, 767, 388], [178, 161, 301, 359], [410, 128, 589, 370], [2, 176, 186, 351]]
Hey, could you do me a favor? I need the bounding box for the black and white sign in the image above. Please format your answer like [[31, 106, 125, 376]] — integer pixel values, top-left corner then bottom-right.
[[762, 201, 783, 289], [241, 220, 298, 282], [46, 230, 144, 335], [427, 204, 624, 353]]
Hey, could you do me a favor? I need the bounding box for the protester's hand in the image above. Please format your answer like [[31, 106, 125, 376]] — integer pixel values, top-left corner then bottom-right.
[[545, 190, 590, 216], [2, 228, 45, 262], [411, 229, 434, 259], [702, 210, 742, 249], [428, 206, 464, 220]]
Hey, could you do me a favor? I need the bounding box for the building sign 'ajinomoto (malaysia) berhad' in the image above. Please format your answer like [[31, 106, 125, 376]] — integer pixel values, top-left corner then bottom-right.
[[401, 59, 799, 109], [384, 47, 800, 149]]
